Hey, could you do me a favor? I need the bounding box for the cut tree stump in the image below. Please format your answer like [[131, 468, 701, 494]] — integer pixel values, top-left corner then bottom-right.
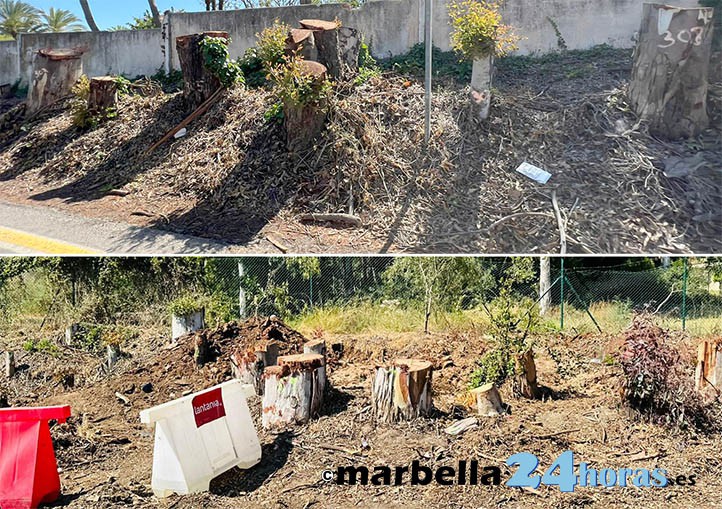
[[106, 344, 121, 370], [303, 339, 327, 393], [298, 19, 360, 80], [262, 353, 325, 428], [176, 31, 228, 109], [371, 358, 432, 422], [286, 28, 318, 61], [470, 383, 504, 416], [513, 350, 540, 399], [284, 60, 328, 152], [231, 341, 280, 395], [695, 339, 722, 392], [26, 48, 84, 115], [628, 4, 715, 139], [88, 76, 119, 113], [4, 352, 15, 379]]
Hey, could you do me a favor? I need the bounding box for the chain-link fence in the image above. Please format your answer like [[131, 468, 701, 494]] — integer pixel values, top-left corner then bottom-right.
[[1, 257, 720, 337]]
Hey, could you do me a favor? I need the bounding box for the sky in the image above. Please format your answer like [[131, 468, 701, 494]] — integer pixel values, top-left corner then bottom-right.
[[27, 1, 207, 30]]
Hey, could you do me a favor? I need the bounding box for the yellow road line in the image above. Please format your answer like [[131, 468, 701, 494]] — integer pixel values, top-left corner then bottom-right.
[[0, 227, 98, 255]]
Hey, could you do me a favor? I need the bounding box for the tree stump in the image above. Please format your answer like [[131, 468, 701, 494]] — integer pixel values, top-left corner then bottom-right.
[[286, 28, 318, 61], [471, 383, 504, 416], [26, 48, 84, 115], [231, 341, 279, 395], [106, 344, 121, 370], [176, 31, 228, 109], [470, 55, 493, 120], [304, 339, 327, 393], [371, 359, 432, 422], [88, 76, 119, 113], [628, 4, 715, 139], [512, 350, 540, 399], [695, 339, 722, 392], [284, 60, 328, 152], [194, 334, 210, 367], [299, 19, 360, 80], [262, 353, 325, 428], [4, 352, 15, 379]]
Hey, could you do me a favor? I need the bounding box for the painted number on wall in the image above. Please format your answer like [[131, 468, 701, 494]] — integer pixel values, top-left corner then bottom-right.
[[658, 26, 706, 48]]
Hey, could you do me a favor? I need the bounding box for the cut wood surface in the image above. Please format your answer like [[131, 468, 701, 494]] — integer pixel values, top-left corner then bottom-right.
[[231, 341, 279, 395], [4, 352, 15, 379], [628, 5, 714, 138], [176, 31, 228, 109], [88, 76, 119, 113], [371, 358, 432, 422], [298, 19, 359, 80], [471, 383, 504, 416], [262, 353, 326, 428], [286, 28, 318, 61], [27, 48, 84, 115]]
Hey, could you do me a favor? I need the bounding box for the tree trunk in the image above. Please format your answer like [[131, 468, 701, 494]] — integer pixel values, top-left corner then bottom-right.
[[194, 334, 210, 367], [470, 54, 493, 120], [695, 339, 722, 392], [539, 256, 551, 316], [286, 29, 318, 61], [231, 341, 279, 395], [298, 19, 360, 80], [176, 32, 228, 109], [284, 60, 328, 152], [628, 4, 715, 139], [261, 353, 325, 428], [304, 339, 327, 394], [106, 344, 121, 369], [148, 0, 162, 28], [471, 383, 504, 416], [4, 352, 15, 379], [371, 359, 432, 422], [513, 349, 540, 399], [26, 49, 84, 115], [65, 323, 80, 346], [88, 76, 118, 113], [79, 0, 100, 32]]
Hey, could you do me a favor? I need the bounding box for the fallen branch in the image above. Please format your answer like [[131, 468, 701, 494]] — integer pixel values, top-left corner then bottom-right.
[[300, 213, 363, 227], [143, 87, 223, 156], [265, 234, 289, 253], [551, 190, 567, 254]]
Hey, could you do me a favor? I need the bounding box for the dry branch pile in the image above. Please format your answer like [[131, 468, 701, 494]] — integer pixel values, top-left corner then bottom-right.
[[0, 48, 719, 253]]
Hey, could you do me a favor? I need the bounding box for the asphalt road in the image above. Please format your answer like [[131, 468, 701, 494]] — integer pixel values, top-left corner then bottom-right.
[[0, 200, 233, 255]]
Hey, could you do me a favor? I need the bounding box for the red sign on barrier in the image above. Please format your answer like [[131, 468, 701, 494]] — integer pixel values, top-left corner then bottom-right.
[[192, 388, 225, 428]]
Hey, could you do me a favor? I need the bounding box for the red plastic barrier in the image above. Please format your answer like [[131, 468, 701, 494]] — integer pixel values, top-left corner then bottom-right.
[[0, 406, 71, 509]]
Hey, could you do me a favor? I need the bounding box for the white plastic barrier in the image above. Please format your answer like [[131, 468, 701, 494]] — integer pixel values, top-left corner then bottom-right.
[[139, 380, 262, 498]]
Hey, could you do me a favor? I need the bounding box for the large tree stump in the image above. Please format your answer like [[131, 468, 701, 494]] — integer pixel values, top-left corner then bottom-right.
[[470, 55, 493, 120], [695, 339, 722, 392], [176, 31, 228, 109], [230, 341, 279, 395], [26, 48, 84, 115], [628, 4, 715, 139], [471, 383, 504, 416], [303, 339, 327, 392], [299, 19, 360, 80], [262, 353, 325, 428], [286, 28, 318, 61], [88, 76, 119, 113], [284, 60, 328, 152], [512, 350, 540, 399], [371, 359, 432, 422]]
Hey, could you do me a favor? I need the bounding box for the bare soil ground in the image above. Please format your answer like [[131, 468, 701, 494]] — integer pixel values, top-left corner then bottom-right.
[[2, 318, 721, 508], [1, 47, 719, 254]]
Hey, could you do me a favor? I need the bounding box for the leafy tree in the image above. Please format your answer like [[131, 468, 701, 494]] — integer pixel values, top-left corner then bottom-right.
[[39, 7, 85, 32], [0, 0, 39, 39]]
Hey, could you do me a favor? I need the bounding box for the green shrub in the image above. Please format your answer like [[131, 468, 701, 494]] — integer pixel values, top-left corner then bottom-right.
[[168, 294, 204, 317], [448, 0, 519, 61], [257, 20, 291, 72], [269, 56, 333, 108]]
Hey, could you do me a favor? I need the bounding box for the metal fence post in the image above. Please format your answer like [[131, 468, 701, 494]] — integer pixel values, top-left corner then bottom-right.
[[682, 258, 688, 331], [560, 258, 565, 330], [310, 274, 314, 308], [424, 0, 433, 143]]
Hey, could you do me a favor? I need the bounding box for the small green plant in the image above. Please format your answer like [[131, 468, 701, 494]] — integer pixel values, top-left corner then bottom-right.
[[263, 101, 284, 122], [269, 56, 333, 108], [22, 338, 58, 355], [199, 36, 245, 88], [150, 68, 184, 92], [256, 20, 291, 72], [70, 75, 96, 129], [546, 17, 567, 51], [22, 339, 35, 352], [354, 41, 381, 86], [448, 0, 519, 61], [168, 294, 204, 317]]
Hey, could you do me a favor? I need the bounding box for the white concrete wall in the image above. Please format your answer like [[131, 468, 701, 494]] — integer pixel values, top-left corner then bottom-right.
[[0, 40, 19, 85], [165, 0, 419, 69], [2, 0, 705, 86], [17, 29, 163, 86], [433, 0, 702, 54]]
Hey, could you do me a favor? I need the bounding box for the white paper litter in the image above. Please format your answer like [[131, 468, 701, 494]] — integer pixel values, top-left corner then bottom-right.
[[515, 162, 552, 184], [174, 128, 187, 139]]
